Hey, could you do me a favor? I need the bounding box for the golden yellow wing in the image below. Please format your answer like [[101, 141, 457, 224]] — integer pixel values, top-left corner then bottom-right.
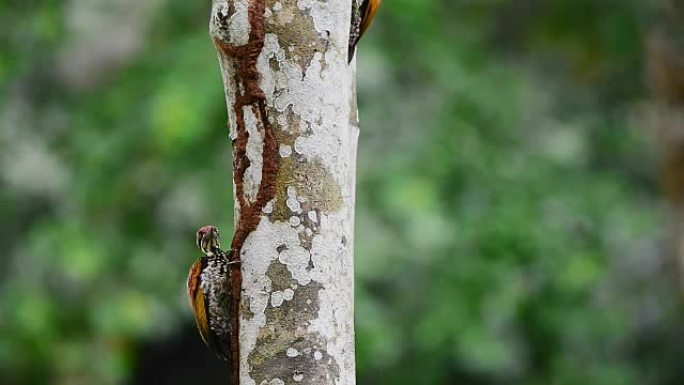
[[187, 258, 211, 346], [359, 0, 382, 42]]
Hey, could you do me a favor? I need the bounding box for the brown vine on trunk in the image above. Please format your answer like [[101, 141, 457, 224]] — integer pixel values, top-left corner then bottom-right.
[[212, 2, 279, 383]]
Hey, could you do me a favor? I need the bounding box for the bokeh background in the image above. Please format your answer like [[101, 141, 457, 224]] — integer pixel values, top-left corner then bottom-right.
[[2, 0, 684, 384]]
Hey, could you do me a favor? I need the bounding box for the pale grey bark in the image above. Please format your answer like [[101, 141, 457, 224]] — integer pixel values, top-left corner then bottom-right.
[[209, 1, 358, 384]]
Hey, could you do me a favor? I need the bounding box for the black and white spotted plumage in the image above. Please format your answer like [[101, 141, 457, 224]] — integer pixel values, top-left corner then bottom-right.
[[188, 226, 234, 362]]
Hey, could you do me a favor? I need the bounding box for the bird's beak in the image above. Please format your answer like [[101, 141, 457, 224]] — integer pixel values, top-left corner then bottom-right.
[[202, 232, 220, 255]]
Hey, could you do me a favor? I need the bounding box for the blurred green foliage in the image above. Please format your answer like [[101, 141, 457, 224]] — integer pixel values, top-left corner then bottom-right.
[[1, 0, 682, 384]]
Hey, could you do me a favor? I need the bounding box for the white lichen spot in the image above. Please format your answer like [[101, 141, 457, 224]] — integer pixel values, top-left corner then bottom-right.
[[293, 372, 304, 382], [243, 106, 264, 202], [278, 245, 311, 285], [286, 347, 299, 357], [297, 0, 345, 37], [286, 186, 302, 213], [271, 291, 285, 307], [306, 299, 312, 305], [303, 347, 312, 354], [289, 216, 301, 227], [276, 114, 288, 131], [283, 288, 295, 301], [263, 200, 274, 214], [308, 210, 318, 223], [273, 1, 282, 11], [269, 379, 285, 385], [314, 351, 323, 360], [279, 144, 292, 157], [293, 136, 306, 155], [225, 0, 250, 46]]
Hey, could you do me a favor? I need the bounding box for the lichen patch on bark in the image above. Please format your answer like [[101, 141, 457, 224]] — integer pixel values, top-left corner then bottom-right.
[[271, 156, 343, 221], [264, 0, 327, 72], [247, 260, 341, 385], [240, 219, 346, 385]]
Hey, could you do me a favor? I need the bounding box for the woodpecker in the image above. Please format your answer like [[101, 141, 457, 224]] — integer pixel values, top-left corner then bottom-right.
[[187, 225, 236, 361], [348, 0, 382, 63]]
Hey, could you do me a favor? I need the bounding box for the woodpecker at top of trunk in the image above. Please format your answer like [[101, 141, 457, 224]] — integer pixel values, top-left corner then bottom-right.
[[187, 225, 236, 362], [348, 0, 382, 63]]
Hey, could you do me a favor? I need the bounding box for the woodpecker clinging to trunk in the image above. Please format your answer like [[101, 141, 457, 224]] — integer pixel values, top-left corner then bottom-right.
[[187, 225, 236, 362], [348, 0, 382, 63]]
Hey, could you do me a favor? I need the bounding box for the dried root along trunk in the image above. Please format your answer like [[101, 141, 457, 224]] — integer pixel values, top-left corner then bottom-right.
[[209, 1, 358, 384]]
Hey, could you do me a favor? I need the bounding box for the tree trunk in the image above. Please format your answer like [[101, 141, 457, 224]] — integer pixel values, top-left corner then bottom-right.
[[209, 1, 358, 384]]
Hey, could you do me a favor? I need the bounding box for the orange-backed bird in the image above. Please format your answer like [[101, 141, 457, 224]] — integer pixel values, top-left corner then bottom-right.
[[348, 0, 382, 63], [187, 225, 236, 361]]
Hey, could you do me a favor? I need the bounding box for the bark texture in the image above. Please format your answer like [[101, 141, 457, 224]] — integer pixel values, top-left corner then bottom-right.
[[209, 1, 358, 384]]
